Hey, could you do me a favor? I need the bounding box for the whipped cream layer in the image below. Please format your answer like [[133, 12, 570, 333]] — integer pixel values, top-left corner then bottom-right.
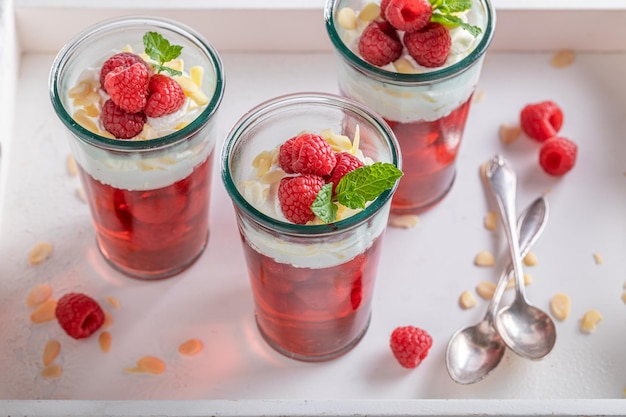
[[336, 1, 488, 123], [67, 56, 214, 191]]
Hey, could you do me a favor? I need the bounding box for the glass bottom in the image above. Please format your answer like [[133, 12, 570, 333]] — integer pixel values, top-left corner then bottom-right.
[[255, 312, 372, 362], [96, 231, 208, 280]]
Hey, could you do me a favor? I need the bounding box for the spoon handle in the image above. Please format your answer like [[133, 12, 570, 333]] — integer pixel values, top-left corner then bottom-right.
[[485, 196, 548, 322], [483, 155, 528, 302]]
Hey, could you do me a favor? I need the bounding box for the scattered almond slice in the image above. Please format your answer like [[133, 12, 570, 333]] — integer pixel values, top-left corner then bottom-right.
[[621, 292, 626, 304], [550, 293, 571, 321], [523, 252, 538, 267], [550, 49, 576, 68], [30, 299, 58, 324], [393, 58, 420, 74], [125, 356, 166, 375], [473, 90, 486, 103], [26, 283, 53, 308], [592, 253, 604, 265], [40, 364, 62, 379], [580, 309, 603, 333], [178, 339, 203, 356], [388, 214, 419, 229], [476, 281, 496, 300], [105, 296, 121, 310], [337, 7, 358, 30], [29, 242, 53, 265], [499, 124, 521, 145], [190, 65, 204, 87], [459, 290, 477, 309], [505, 273, 533, 290], [484, 211, 497, 231], [99, 331, 112, 353], [75, 187, 87, 203], [474, 250, 495, 267], [66, 155, 78, 176], [42, 339, 61, 366]]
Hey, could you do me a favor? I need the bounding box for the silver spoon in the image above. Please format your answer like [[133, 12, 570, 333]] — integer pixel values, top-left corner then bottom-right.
[[445, 195, 549, 384], [483, 155, 557, 360]]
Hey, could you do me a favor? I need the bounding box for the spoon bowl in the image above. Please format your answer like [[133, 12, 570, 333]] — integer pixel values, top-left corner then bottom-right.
[[446, 196, 549, 384]]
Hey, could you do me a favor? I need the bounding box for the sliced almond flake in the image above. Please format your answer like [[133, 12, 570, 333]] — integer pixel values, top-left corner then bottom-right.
[[550, 49, 576, 68], [476, 281, 496, 300], [29, 242, 53, 265], [474, 250, 495, 267], [84, 103, 100, 117], [125, 356, 166, 375], [393, 58, 420, 74], [499, 124, 521, 145], [505, 273, 533, 290], [459, 290, 477, 309], [178, 339, 203, 356], [580, 309, 603, 333], [550, 293, 571, 321], [259, 170, 286, 185], [121, 44, 133, 53], [388, 214, 419, 229], [99, 331, 112, 353], [523, 252, 538, 267], [66, 154, 78, 177], [75, 187, 87, 203], [621, 292, 626, 304], [42, 339, 61, 366], [337, 7, 358, 30], [68, 81, 90, 99], [358, 2, 381, 21], [349, 125, 361, 156], [73, 109, 99, 134], [592, 253, 604, 265], [74, 91, 100, 107], [164, 58, 184, 72], [472, 90, 486, 103], [106, 295, 121, 310], [484, 211, 497, 231], [26, 283, 53, 308], [40, 364, 63, 379], [190, 65, 204, 87], [30, 299, 58, 324]]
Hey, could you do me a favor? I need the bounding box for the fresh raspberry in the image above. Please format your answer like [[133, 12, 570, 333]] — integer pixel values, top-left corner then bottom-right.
[[278, 135, 304, 174], [379, 0, 391, 20], [358, 20, 403, 67], [144, 74, 186, 118], [280, 133, 337, 176], [385, 0, 432, 32], [538, 136, 577, 176], [104, 62, 150, 114], [278, 174, 325, 224], [390, 325, 433, 368], [99, 52, 151, 93], [55, 292, 105, 339], [520, 100, 564, 141], [100, 99, 146, 139], [404, 23, 452, 68], [327, 152, 364, 192]]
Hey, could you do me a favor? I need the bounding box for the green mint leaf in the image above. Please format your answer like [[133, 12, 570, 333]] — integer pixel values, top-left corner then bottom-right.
[[438, 0, 473, 13], [431, 13, 482, 37], [335, 162, 403, 210], [143, 32, 184, 74], [311, 183, 337, 224], [153, 65, 183, 77]]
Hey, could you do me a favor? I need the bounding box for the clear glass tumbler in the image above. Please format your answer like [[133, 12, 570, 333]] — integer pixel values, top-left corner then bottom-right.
[[325, 0, 495, 214], [49, 16, 225, 279], [221, 93, 401, 361]]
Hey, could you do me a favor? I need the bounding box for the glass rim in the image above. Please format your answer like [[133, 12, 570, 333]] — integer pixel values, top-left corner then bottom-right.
[[220, 92, 401, 236], [324, 0, 496, 85], [49, 15, 225, 152]]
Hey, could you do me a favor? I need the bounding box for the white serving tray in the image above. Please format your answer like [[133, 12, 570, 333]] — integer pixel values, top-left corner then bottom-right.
[[1, 2, 625, 416]]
